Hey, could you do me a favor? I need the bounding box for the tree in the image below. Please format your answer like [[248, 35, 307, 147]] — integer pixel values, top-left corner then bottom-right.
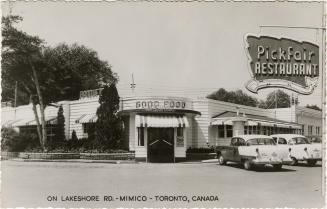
[[2, 15, 118, 151], [41, 43, 118, 102], [259, 90, 291, 109], [55, 105, 65, 143], [71, 130, 78, 141], [95, 84, 123, 149], [306, 105, 322, 111], [2, 15, 48, 150], [207, 88, 259, 107]]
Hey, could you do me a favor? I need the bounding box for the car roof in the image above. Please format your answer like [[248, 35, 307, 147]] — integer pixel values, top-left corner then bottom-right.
[[270, 134, 305, 138], [234, 135, 273, 141]]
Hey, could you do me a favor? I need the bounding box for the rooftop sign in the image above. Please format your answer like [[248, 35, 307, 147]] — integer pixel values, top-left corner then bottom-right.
[[79, 88, 103, 99], [245, 35, 319, 95]]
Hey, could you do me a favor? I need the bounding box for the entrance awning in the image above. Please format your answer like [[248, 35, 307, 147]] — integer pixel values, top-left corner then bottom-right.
[[75, 114, 98, 123], [136, 115, 189, 128]]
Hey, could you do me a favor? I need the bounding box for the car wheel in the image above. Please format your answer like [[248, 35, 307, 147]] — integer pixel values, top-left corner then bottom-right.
[[307, 160, 317, 166], [217, 155, 226, 165], [290, 157, 298, 166], [273, 164, 282, 170], [243, 160, 252, 170]]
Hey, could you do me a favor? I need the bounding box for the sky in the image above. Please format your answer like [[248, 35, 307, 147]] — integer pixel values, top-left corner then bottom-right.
[[1, 1, 325, 106]]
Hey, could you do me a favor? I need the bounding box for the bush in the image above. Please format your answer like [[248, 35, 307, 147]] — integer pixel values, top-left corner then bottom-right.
[[1, 128, 40, 152], [186, 147, 215, 153], [1, 128, 19, 151]]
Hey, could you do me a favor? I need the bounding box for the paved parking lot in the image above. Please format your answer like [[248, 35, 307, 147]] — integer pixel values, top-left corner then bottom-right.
[[1, 160, 324, 208]]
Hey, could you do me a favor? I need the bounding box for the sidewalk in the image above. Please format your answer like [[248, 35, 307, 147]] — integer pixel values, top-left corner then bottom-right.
[[8, 158, 138, 164], [6, 158, 217, 164]]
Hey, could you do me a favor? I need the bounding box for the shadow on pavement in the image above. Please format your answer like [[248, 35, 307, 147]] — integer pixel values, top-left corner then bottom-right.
[[290, 162, 322, 168], [217, 163, 297, 172]]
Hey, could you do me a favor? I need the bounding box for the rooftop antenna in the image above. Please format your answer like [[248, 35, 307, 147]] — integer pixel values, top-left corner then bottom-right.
[[8, 0, 13, 15], [130, 73, 136, 93]]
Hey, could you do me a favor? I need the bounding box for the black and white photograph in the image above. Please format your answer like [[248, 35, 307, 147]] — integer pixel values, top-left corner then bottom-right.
[[1, 0, 326, 208]]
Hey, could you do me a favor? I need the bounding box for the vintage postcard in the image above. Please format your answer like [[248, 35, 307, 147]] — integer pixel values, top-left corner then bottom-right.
[[1, 0, 325, 208]]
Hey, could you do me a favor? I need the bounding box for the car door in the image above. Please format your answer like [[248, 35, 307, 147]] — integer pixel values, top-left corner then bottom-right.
[[231, 137, 245, 162], [223, 137, 238, 161]]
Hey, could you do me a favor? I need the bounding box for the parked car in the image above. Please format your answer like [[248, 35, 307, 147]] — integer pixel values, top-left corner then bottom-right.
[[215, 135, 292, 170], [307, 136, 322, 144], [270, 134, 321, 166]]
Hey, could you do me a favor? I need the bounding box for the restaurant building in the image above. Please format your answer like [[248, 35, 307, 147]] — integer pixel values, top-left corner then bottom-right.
[[1, 89, 322, 163]]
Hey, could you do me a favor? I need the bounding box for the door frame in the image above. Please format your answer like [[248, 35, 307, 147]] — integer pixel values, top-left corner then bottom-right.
[[146, 127, 175, 163]]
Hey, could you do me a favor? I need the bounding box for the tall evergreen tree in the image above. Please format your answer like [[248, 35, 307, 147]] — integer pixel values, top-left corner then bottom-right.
[[55, 105, 65, 142], [95, 84, 123, 149]]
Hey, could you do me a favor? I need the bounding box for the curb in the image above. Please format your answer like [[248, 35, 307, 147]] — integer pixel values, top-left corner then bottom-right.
[[8, 158, 138, 164]]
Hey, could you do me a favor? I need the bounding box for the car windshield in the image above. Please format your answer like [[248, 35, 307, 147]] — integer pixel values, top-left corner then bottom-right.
[[246, 138, 276, 146], [290, 137, 310, 144]]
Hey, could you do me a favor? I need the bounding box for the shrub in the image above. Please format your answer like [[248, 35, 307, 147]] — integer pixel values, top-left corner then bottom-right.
[[186, 147, 215, 153], [1, 128, 40, 152]]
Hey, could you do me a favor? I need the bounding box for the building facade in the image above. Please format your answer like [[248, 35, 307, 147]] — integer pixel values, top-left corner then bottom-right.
[[1, 90, 323, 163]]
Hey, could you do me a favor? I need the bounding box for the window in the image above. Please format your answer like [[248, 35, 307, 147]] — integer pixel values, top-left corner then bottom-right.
[[316, 126, 320, 135], [226, 125, 233, 137], [176, 127, 184, 147], [302, 125, 305, 135], [262, 126, 267, 135], [248, 126, 253, 135], [83, 123, 95, 134], [218, 125, 225, 138], [138, 127, 145, 146], [244, 126, 248, 135], [308, 125, 313, 135]]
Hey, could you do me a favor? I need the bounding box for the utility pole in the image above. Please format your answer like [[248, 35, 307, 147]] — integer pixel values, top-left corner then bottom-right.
[[14, 81, 17, 120], [14, 81, 17, 107], [260, 6, 326, 195], [130, 73, 136, 93]]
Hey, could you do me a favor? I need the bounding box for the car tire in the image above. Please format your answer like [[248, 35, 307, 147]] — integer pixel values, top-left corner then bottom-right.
[[307, 160, 317, 166], [217, 155, 226, 165], [243, 160, 252, 170], [273, 164, 282, 170], [290, 157, 298, 166]]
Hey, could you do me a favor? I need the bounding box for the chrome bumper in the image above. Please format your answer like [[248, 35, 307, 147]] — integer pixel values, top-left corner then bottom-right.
[[252, 158, 292, 165]]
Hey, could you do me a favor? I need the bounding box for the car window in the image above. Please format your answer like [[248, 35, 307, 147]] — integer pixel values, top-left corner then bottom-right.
[[231, 138, 246, 146], [246, 138, 276, 146], [231, 138, 238, 146], [272, 137, 277, 143], [278, 137, 287, 144], [291, 137, 310, 144]]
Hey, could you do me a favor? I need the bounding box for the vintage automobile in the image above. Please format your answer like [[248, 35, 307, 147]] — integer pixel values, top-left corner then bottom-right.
[[307, 136, 322, 144], [270, 134, 321, 166], [216, 135, 292, 170]]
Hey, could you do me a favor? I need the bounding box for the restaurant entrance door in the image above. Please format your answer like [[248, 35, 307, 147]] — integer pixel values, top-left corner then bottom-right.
[[147, 128, 174, 163]]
